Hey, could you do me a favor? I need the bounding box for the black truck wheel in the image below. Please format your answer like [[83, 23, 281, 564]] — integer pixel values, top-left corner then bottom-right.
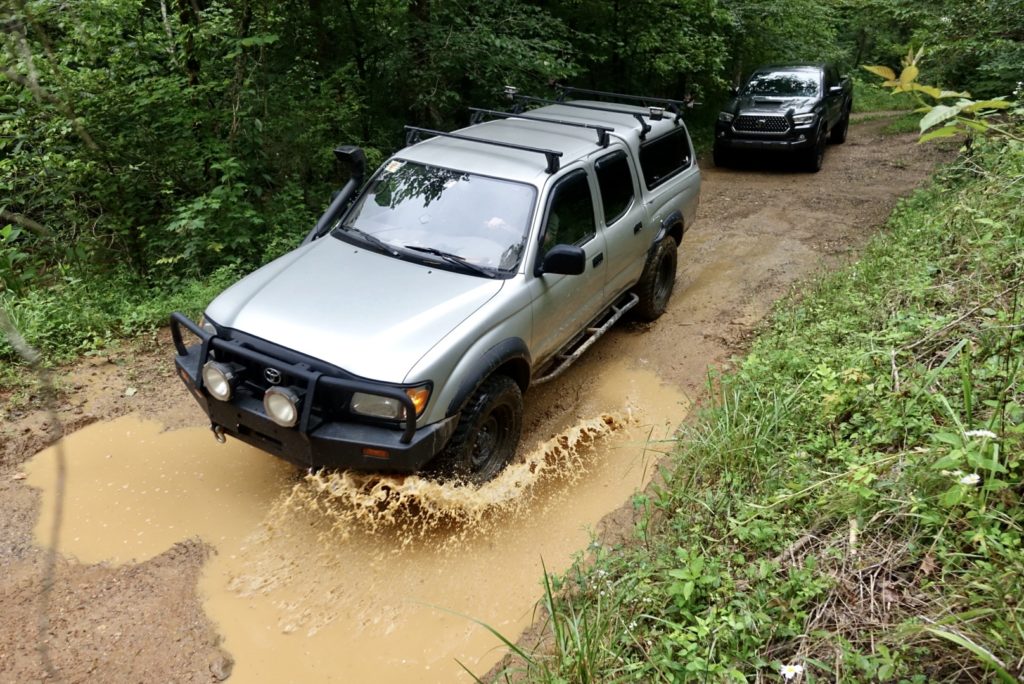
[[712, 144, 731, 168], [803, 128, 827, 172], [830, 109, 850, 144], [633, 237, 678, 321], [437, 374, 522, 484]]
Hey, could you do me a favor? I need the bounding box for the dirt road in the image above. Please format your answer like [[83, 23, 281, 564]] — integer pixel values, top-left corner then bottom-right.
[[0, 116, 952, 682]]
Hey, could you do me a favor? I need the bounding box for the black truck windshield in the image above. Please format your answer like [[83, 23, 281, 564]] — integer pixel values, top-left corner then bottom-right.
[[744, 71, 819, 97], [337, 160, 536, 274]]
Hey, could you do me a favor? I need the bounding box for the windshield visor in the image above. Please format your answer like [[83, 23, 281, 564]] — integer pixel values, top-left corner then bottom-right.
[[339, 160, 536, 274], [743, 71, 820, 97]]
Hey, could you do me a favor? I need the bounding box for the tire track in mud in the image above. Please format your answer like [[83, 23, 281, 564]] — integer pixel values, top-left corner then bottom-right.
[[0, 117, 954, 683]]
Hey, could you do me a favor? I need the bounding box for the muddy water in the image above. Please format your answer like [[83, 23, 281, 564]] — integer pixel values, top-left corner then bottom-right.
[[26, 359, 686, 682]]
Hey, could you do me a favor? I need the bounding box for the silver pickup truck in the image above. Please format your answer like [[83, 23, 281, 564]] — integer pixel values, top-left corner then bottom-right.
[[171, 87, 701, 483]]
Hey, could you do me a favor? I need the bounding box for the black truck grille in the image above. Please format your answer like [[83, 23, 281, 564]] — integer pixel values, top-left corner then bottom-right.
[[734, 115, 789, 133]]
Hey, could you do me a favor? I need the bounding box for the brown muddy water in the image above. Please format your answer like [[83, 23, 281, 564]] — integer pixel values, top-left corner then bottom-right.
[[25, 359, 687, 682]]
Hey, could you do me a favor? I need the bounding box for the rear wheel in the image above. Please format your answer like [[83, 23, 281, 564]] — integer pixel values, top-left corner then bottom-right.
[[633, 237, 678, 321], [436, 375, 522, 484]]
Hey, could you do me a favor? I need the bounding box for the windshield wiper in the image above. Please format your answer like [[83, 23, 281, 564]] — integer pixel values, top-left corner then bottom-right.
[[333, 225, 398, 255], [403, 245, 493, 276]]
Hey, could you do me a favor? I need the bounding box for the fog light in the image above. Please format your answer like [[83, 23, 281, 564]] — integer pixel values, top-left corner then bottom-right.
[[264, 386, 300, 427], [202, 361, 236, 401]]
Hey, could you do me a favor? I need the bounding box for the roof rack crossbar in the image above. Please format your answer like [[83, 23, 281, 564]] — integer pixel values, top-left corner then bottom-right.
[[514, 94, 652, 139], [404, 125, 562, 174], [468, 107, 612, 147], [556, 86, 690, 124]]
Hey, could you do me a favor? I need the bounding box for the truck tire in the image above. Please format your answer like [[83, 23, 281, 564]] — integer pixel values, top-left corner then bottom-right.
[[633, 236, 677, 321], [437, 374, 522, 484], [830, 108, 850, 144], [713, 144, 731, 168], [803, 127, 827, 172]]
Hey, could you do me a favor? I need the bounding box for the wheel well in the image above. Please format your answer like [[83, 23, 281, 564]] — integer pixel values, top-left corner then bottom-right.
[[666, 221, 683, 245], [494, 358, 530, 395]]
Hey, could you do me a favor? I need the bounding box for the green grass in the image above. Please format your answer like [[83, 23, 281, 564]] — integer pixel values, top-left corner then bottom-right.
[[853, 78, 917, 113], [882, 112, 924, 135], [490, 136, 1024, 682]]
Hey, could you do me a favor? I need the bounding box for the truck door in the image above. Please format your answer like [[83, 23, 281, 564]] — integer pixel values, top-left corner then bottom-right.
[[528, 168, 608, 364], [594, 147, 649, 299]]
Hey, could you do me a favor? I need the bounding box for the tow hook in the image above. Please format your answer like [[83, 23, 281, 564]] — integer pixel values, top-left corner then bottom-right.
[[211, 424, 226, 444]]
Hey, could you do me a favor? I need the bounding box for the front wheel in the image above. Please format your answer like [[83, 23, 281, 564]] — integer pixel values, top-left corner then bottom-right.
[[436, 375, 522, 484], [830, 109, 850, 144], [633, 237, 678, 321], [803, 130, 826, 172]]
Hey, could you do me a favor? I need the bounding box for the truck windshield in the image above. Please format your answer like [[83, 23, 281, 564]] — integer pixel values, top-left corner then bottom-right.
[[337, 160, 536, 275], [743, 71, 819, 97]]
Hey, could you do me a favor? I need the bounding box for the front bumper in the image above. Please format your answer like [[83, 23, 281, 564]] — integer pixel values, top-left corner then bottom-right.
[[171, 313, 456, 472], [714, 122, 818, 152]]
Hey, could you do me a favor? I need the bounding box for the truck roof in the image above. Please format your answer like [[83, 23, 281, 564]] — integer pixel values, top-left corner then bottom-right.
[[396, 101, 687, 185]]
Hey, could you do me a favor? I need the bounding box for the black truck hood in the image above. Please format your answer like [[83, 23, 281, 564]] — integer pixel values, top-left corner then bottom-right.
[[729, 95, 817, 115]]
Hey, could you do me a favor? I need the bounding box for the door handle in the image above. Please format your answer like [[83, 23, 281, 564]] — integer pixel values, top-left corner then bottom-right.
[[633, 222, 643, 234], [593, 253, 604, 267]]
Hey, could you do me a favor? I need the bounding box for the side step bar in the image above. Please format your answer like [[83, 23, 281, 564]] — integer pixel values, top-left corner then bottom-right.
[[533, 293, 639, 385]]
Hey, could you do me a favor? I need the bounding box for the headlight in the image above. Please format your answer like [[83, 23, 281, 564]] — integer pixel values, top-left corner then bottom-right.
[[202, 361, 236, 401], [718, 111, 734, 123], [792, 112, 817, 125], [264, 386, 300, 427], [351, 386, 431, 420]]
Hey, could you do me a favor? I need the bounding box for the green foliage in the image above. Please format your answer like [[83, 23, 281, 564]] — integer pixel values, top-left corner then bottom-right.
[[864, 49, 1024, 143], [493, 136, 1024, 681]]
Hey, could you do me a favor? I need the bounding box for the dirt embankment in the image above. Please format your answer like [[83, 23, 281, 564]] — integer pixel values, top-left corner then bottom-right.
[[0, 115, 953, 683]]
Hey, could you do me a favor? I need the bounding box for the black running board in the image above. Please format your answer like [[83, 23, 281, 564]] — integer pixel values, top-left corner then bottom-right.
[[533, 293, 639, 385]]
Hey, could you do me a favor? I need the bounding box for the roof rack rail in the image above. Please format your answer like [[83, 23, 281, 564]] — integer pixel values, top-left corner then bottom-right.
[[558, 85, 691, 124], [511, 94, 663, 139], [468, 107, 613, 148], [404, 125, 563, 174]]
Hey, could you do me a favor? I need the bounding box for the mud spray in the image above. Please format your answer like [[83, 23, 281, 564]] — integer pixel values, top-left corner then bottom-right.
[[26, 360, 686, 682]]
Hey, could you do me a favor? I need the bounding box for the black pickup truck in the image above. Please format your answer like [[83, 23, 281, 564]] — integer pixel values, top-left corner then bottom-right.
[[713, 63, 853, 172]]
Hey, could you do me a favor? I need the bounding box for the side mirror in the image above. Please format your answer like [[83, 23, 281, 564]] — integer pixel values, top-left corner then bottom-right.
[[828, 85, 843, 95], [729, 86, 739, 97], [539, 244, 585, 276]]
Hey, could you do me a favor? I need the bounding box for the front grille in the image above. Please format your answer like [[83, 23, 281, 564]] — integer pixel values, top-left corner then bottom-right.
[[734, 115, 789, 133]]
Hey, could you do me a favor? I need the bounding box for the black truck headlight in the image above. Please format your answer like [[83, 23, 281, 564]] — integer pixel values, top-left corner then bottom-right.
[[792, 112, 817, 126], [718, 111, 734, 123], [263, 386, 301, 427], [351, 386, 430, 420], [202, 361, 237, 401]]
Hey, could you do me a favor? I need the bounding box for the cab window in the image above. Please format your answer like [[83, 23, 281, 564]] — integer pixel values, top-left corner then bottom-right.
[[595, 151, 635, 225], [639, 128, 692, 189]]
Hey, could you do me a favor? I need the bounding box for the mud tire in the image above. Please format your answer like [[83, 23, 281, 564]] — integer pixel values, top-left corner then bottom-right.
[[437, 375, 522, 484], [633, 237, 678, 321], [803, 129, 826, 173], [830, 109, 850, 144], [712, 144, 731, 168]]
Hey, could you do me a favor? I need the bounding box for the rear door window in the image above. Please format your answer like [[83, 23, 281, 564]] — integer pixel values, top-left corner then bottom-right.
[[639, 128, 692, 190], [595, 151, 635, 225]]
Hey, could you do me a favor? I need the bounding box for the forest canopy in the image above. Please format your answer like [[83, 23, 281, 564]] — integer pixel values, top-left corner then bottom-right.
[[1, 0, 1021, 337]]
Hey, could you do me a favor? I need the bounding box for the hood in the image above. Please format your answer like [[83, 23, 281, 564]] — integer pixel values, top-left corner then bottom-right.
[[205, 238, 504, 382], [730, 95, 817, 115]]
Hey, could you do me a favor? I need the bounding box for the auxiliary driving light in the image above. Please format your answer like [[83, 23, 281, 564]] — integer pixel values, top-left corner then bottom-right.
[[264, 386, 300, 427], [202, 361, 236, 401]]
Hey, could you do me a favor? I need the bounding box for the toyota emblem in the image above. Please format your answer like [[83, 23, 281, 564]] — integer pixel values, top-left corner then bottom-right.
[[264, 368, 283, 385], [756, 118, 766, 127]]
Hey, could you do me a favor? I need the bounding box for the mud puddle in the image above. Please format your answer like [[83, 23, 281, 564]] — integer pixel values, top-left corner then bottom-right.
[[25, 359, 686, 682]]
